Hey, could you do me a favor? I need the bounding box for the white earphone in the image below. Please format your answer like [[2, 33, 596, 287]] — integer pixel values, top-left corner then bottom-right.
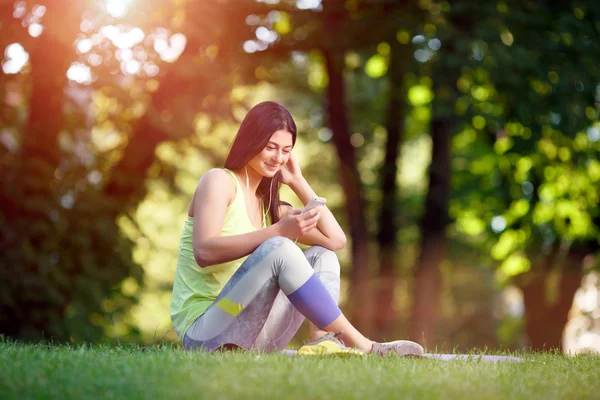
[[245, 166, 273, 228]]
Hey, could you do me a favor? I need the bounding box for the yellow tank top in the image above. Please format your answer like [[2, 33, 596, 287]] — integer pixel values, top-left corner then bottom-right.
[[170, 169, 271, 340]]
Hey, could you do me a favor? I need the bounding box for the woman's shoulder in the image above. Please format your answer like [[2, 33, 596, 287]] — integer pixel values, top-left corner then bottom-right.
[[188, 169, 237, 217], [202, 168, 231, 180], [198, 168, 234, 188], [194, 168, 237, 205]]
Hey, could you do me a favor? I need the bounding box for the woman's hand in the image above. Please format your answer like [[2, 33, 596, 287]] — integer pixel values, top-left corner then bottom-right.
[[280, 153, 303, 186], [275, 206, 323, 239]]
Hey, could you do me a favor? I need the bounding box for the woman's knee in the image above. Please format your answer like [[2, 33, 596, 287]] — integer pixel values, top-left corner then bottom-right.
[[247, 237, 306, 273], [305, 246, 340, 276], [259, 236, 293, 251], [252, 236, 299, 260], [263, 236, 304, 256]]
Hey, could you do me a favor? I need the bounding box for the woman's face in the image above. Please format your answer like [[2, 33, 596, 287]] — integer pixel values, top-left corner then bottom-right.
[[247, 129, 294, 178]]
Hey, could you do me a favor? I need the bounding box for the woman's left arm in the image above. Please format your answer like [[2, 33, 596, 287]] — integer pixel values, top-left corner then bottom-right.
[[281, 154, 347, 250]]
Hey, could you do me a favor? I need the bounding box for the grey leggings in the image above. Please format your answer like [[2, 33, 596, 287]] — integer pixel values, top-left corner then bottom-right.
[[183, 237, 341, 352]]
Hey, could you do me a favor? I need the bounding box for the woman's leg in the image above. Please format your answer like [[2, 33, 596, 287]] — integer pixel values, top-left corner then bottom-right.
[[306, 246, 341, 341], [253, 246, 341, 351], [183, 237, 348, 351]]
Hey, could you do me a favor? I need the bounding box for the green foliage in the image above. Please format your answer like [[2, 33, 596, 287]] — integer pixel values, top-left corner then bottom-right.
[[0, 157, 143, 342], [440, 0, 600, 274], [0, 0, 290, 343]]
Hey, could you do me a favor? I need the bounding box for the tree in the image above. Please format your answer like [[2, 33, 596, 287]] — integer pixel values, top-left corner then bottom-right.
[[443, 0, 600, 349], [0, 0, 259, 341]]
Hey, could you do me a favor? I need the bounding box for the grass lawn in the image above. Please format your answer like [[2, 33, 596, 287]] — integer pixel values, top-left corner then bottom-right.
[[1, 340, 599, 400]]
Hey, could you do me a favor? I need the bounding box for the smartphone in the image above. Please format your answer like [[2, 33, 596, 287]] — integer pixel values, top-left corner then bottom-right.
[[301, 196, 327, 214]]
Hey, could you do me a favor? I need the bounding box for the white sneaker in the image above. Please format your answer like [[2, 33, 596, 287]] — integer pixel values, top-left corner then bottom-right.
[[371, 340, 424, 357]]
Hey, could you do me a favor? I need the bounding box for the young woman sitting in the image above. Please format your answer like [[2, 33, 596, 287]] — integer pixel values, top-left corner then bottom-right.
[[170, 101, 424, 356]]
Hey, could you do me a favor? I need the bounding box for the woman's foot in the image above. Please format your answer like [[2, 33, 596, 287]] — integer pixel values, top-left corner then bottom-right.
[[298, 331, 423, 357], [370, 340, 424, 357], [297, 332, 365, 356]]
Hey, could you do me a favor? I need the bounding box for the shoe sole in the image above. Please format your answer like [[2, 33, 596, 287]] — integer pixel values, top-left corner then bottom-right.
[[375, 341, 424, 357]]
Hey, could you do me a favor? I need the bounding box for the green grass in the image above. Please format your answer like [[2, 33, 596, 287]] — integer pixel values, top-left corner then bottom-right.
[[1, 340, 599, 400]]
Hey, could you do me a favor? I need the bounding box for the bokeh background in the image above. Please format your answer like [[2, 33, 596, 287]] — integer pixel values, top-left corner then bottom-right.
[[1, 0, 599, 353]]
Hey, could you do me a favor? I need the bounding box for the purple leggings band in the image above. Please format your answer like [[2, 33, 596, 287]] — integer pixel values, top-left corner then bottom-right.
[[287, 273, 341, 329]]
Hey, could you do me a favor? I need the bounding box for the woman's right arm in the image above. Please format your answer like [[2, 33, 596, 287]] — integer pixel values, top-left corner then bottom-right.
[[192, 169, 320, 267]]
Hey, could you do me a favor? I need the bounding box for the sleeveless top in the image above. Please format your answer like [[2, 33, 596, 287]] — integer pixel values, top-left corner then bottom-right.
[[169, 168, 271, 340]]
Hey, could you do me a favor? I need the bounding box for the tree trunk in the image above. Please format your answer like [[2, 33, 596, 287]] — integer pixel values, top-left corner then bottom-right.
[[322, 50, 371, 333], [520, 244, 589, 351], [374, 43, 409, 339], [16, 1, 81, 204], [408, 117, 452, 346], [0, 1, 83, 338]]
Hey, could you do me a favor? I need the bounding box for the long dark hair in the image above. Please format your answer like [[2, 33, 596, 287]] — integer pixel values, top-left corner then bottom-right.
[[224, 101, 297, 224]]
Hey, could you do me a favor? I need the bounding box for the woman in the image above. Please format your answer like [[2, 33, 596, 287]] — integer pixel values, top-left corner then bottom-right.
[[170, 101, 423, 356]]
